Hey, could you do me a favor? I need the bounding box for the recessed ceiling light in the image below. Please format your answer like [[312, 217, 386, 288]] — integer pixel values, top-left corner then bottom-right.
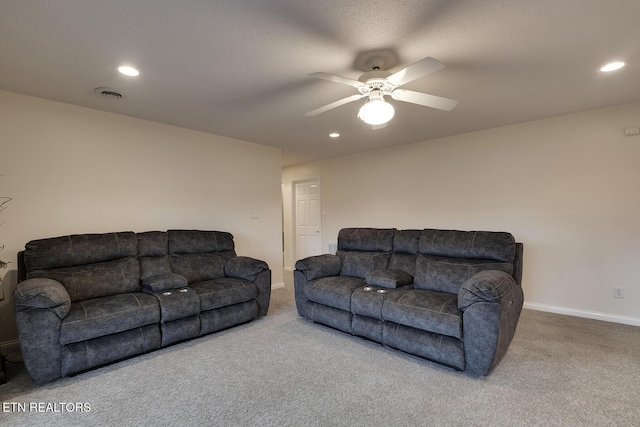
[[118, 66, 140, 77], [329, 133, 340, 138], [599, 61, 625, 72]]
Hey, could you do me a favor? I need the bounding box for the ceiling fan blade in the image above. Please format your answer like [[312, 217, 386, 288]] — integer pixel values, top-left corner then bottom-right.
[[309, 72, 364, 88], [386, 57, 445, 87], [391, 89, 458, 111], [305, 94, 366, 117]]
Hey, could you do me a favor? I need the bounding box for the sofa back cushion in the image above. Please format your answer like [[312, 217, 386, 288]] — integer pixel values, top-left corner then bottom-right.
[[413, 255, 514, 294], [24, 232, 141, 302], [337, 251, 392, 278], [24, 232, 138, 271], [137, 231, 172, 281], [167, 230, 236, 284], [28, 257, 141, 302], [168, 229, 235, 253], [413, 229, 516, 294], [419, 229, 516, 262], [388, 229, 421, 276], [337, 228, 395, 252], [336, 228, 395, 278]]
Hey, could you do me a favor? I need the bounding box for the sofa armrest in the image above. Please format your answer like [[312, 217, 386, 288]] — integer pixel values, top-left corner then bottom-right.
[[365, 269, 413, 289], [224, 256, 271, 317], [457, 270, 524, 376], [13, 278, 71, 319], [13, 278, 71, 384], [142, 272, 188, 293], [225, 256, 269, 281], [458, 270, 517, 310], [293, 254, 341, 319], [294, 254, 341, 281]]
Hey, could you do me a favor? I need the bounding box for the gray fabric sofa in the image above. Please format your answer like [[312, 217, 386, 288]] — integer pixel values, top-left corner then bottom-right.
[[294, 228, 524, 376], [13, 229, 271, 384]]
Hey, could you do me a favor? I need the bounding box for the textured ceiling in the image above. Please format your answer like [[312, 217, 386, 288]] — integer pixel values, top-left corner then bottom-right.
[[2, 1, 640, 166]]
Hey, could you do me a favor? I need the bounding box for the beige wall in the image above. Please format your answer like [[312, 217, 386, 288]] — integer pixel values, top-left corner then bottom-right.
[[283, 101, 640, 324], [0, 90, 284, 346]]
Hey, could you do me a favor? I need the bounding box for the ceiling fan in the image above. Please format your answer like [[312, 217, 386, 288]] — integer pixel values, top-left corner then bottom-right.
[[305, 56, 458, 128]]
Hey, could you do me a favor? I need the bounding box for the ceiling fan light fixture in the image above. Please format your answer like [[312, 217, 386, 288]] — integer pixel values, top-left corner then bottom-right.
[[307, 56, 456, 125], [357, 97, 395, 125]]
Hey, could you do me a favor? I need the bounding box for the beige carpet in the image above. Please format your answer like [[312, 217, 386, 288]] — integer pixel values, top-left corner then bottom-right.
[[1, 272, 639, 426]]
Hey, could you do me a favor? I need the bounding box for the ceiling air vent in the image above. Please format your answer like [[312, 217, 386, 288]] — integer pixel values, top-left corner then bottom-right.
[[94, 87, 122, 99]]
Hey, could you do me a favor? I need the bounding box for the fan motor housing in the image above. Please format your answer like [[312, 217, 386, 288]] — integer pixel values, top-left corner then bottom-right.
[[358, 70, 392, 82], [358, 70, 395, 96]]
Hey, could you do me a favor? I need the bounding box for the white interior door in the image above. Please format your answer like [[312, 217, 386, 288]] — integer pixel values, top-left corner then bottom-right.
[[295, 179, 321, 261]]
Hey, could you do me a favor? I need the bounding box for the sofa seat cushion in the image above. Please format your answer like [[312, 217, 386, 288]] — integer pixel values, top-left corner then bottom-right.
[[305, 276, 365, 311], [351, 286, 387, 318], [60, 293, 160, 345], [382, 289, 462, 339], [154, 287, 201, 323], [191, 278, 257, 311], [308, 302, 354, 334], [383, 322, 465, 370]]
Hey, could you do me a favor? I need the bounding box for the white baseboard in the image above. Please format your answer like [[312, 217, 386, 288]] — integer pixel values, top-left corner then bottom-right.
[[1, 339, 20, 354], [271, 282, 285, 290], [524, 302, 640, 327]]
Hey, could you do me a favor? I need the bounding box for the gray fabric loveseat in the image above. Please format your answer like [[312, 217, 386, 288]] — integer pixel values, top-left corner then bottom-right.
[[294, 228, 523, 376], [13, 229, 271, 384]]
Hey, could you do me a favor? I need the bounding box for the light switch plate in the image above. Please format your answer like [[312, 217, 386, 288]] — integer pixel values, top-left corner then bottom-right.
[[624, 126, 639, 136]]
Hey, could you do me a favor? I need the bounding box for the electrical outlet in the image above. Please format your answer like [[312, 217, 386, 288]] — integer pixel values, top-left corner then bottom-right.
[[614, 287, 624, 299]]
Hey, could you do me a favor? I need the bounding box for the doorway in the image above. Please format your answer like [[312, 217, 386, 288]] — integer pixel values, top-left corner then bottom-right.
[[293, 177, 322, 262]]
